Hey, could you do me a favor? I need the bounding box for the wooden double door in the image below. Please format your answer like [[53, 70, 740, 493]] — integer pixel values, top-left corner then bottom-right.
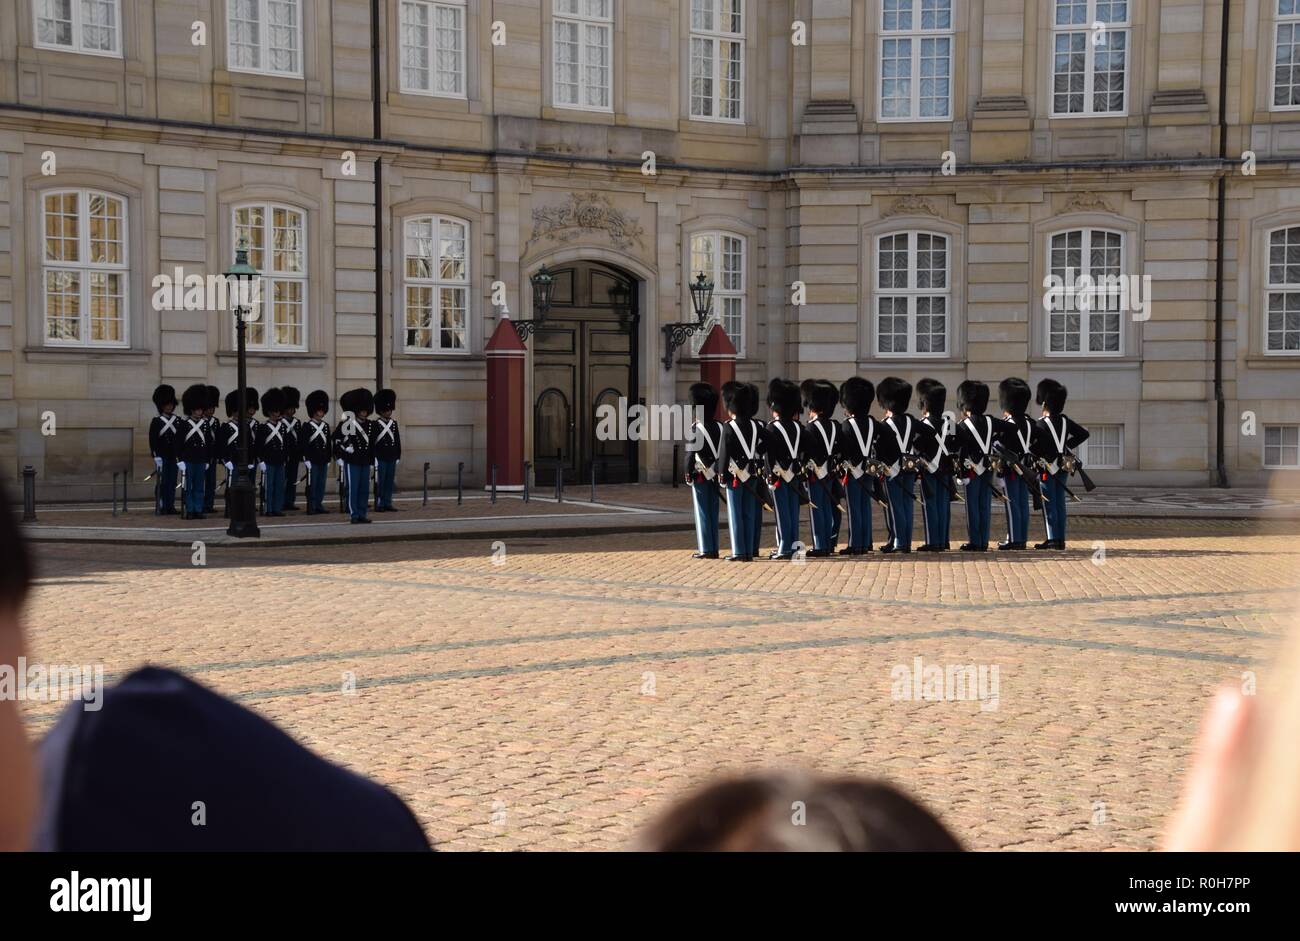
[[533, 262, 639, 485]]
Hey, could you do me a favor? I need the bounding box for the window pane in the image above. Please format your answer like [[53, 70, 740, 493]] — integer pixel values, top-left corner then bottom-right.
[[267, 0, 300, 74], [37, 0, 74, 47], [229, 0, 261, 70], [81, 0, 119, 53], [45, 192, 80, 262], [406, 218, 434, 279], [235, 205, 266, 271], [877, 296, 908, 354], [881, 38, 913, 118], [1053, 32, 1086, 113], [272, 279, 304, 347], [45, 269, 81, 341], [440, 286, 467, 350], [401, 1, 431, 91], [878, 234, 909, 289], [439, 219, 467, 281], [434, 4, 464, 94], [88, 194, 124, 265], [271, 208, 304, 274]]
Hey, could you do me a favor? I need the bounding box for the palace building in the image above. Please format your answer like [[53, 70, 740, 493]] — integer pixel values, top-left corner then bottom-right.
[[1, 0, 1298, 499]]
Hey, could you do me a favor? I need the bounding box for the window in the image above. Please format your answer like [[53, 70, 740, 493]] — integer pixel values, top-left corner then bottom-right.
[[400, 0, 466, 97], [1266, 226, 1300, 353], [553, 0, 612, 111], [689, 0, 743, 122], [689, 232, 745, 356], [879, 0, 952, 121], [875, 231, 949, 356], [228, 0, 302, 77], [232, 204, 307, 351], [1046, 228, 1124, 355], [1081, 424, 1122, 469], [42, 190, 128, 347], [1275, 1, 1300, 109], [1264, 425, 1300, 468], [34, 0, 121, 56], [403, 215, 469, 352], [1051, 0, 1129, 116]]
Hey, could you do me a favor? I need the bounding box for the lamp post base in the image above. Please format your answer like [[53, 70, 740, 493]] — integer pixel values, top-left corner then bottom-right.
[[225, 477, 261, 538]]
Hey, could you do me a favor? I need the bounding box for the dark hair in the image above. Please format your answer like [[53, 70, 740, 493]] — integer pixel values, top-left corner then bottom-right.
[[999, 377, 1032, 416], [876, 376, 911, 414], [956, 380, 989, 415], [689, 382, 719, 415], [840, 377, 875, 417], [0, 483, 34, 612], [637, 772, 963, 852], [1036, 378, 1067, 415], [916, 378, 946, 416]]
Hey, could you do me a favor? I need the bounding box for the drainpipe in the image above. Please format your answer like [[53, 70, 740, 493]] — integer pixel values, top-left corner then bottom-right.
[[1212, 0, 1231, 488], [371, 0, 385, 391]]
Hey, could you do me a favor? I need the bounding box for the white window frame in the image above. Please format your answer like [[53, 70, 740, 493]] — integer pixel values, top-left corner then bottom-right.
[[41, 188, 130, 349], [873, 230, 951, 358], [402, 214, 471, 354], [1273, 1, 1300, 111], [1044, 227, 1126, 357], [232, 203, 308, 352], [1263, 424, 1300, 468], [689, 231, 746, 357], [33, 0, 123, 57], [689, 0, 744, 124], [1080, 423, 1123, 469], [227, 0, 304, 78], [1050, 0, 1130, 117], [878, 0, 954, 122], [399, 0, 467, 99], [552, 0, 613, 113], [1265, 225, 1300, 355]]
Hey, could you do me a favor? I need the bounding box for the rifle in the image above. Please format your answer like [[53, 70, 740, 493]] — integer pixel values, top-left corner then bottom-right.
[[1061, 451, 1097, 493], [956, 457, 1006, 502]]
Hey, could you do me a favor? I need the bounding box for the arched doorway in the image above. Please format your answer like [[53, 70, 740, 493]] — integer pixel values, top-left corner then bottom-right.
[[532, 261, 639, 485]]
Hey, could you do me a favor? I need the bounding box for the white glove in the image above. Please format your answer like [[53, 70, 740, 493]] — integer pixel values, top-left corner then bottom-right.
[[374, 459, 379, 468], [154, 456, 163, 469], [336, 459, 344, 469], [305, 460, 313, 470], [344, 444, 355, 454], [396, 459, 401, 465], [258, 462, 267, 473], [225, 462, 234, 472], [177, 461, 187, 473]]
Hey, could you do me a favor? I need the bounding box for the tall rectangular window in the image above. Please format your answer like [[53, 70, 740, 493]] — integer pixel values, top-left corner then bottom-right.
[[1275, 1, 1300, 109], [42, 190, 128, 347], [690, 232, 745, 356], [689, 0, 743, 122], [1052, 0, 1129, 115], [879, 0, 952, 121], [400, 0, 466, 97], [875, 231, 950, 356], [1047, 228, 1124, 355], [233, 204, 308, 351], [1081, 424, 1123, 469], [404, 216, 469, 353], [1264, 425, 1300, 468], [553, 0, 612, 111], [1267, 226, 1300, 354], [228, 0, 302, 77], [34, 0, 122, 56]]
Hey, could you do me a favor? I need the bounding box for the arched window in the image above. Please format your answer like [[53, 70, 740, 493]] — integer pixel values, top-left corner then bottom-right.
[[1266, 226, 1300, 353], [42, 189, 129, 347], [403, 215, 469, 353], [689, 231, 746, 355], [1045, 227, 1123, 355], [232, 203, 308, 351], [874, 231, 949, 356]]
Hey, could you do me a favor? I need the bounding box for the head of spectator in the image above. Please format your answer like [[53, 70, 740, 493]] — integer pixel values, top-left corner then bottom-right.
[[0, 484, 37, 850]]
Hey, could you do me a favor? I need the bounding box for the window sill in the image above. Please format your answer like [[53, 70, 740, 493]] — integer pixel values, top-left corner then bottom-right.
[[1245, 353, 1300, 367], [24, 346, 150, 363], [215, 350, 326, 365], [1028, 355, 1140, 368], [390, 352, 484, 366]]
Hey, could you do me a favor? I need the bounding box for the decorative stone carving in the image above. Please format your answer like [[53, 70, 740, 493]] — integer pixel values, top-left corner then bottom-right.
[[1062, 192, 1115, 214], [883, 195, 942, 218], [526, 192, 646, 252]]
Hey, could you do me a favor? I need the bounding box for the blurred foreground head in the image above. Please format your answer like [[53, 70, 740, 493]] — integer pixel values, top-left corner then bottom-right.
[[35, 666, 431, 851], [636, 771, 962, 852], [0, 483, 36, 850]]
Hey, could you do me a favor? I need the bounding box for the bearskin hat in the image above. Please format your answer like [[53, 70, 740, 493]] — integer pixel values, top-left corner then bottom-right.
[[765, 379, 798, 420], [812, 380, 839, 418], [722, 381, 758, 420], [374, 388, 397, 413], [245, 387, 260, 413], [340, 388, 375, 417], [261, 387, 286, 418], [876, 376, 912, 415], [305, 389, 330, 417], [839, 376, 875, 417], [281, 386, 301, 410], [151, 384, 177, 410], [999, 377, 1032, 417], [181, 383, 207, 415], [205, 385, 221, 411], [688, 382, 719, 416], [1036, 378, 1068, 415], [799, 379, 818, 413], [957, 380, 989, 415], [916, 378, 946, 417]]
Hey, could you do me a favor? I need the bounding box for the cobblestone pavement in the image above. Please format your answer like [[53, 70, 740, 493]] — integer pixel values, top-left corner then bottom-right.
[[20, 517, 1300, 851]]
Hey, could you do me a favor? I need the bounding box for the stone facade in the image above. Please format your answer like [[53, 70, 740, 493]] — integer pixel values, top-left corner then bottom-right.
[[1, 0, 1298, 498]]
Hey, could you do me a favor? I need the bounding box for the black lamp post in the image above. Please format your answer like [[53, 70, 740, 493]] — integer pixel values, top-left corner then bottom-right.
[[512, 265, 557, 342], [661, 271, 715, 370], [224, 236, 261, 538]]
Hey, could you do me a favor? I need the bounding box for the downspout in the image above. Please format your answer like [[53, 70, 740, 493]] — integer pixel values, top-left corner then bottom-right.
[[1213, 0, 1231, 488], [371, 0, 385, 391]]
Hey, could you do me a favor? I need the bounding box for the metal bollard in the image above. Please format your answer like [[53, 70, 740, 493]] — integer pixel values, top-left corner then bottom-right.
[[422, 462, 430, 506], [112, 471, 120, 517], [490, 464, 498, 504], [672, 444, 680, 488], [556, 462, 564, 504], [523, 462, 531, 503], [590, 461, 596, 503], [457, 461, 464, 506], [121, 468, 129, 514], [22, 466, 37, 522]]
